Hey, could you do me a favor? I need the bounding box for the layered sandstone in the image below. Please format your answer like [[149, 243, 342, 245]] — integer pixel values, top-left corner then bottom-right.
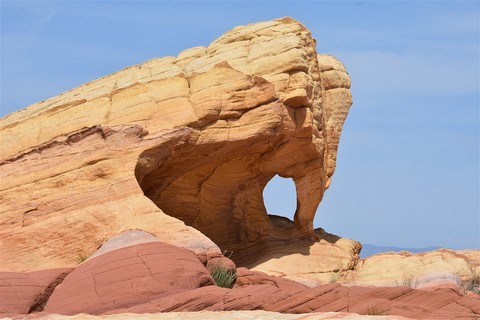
[[250, 226, 361, 286], [0, 268, 72, 314], [0, 17, 355, 271], [1, 239, 478, 319], [263, 247, 479, 290], [0, 311, 415, 320], [344, 249, 480, 289]]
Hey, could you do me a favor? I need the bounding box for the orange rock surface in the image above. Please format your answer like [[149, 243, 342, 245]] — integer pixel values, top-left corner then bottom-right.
[[0, 17, 356, 272]]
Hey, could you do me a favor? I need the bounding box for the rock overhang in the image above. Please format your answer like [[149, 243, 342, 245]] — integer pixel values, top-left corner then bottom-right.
[[0, 17, 352, 270], [130, 19, 353, 265]]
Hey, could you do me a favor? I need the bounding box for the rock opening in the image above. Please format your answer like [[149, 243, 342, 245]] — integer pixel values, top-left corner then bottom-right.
[[134, 134, 323, 267], [263, 175, 297, 226]]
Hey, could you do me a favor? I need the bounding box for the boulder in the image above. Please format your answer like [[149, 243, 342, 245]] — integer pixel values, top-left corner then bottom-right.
[[44, 241, 214, 315]]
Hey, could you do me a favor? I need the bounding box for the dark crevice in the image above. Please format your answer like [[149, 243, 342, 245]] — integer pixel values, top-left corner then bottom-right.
[[28, 271, 71, 313]]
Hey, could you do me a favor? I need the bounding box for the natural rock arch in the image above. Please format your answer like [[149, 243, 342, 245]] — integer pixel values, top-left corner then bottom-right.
[[0, 17, 354, 270], [134, 129, 323, 266]]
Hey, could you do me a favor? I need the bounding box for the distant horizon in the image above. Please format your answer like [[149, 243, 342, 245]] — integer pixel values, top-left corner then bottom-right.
[[1, 1, 478, 250]]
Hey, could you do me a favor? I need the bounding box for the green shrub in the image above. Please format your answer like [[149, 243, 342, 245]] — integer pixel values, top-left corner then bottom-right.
[[211, 266, 237, 288]]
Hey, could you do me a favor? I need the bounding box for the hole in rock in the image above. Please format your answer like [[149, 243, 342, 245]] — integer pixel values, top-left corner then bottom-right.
[[134, 140, 313, 267], [263, 175, 297, 226]]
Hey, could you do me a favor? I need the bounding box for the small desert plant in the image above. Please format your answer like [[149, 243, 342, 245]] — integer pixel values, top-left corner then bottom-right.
[[396, 274, 419, 289], [366, 304, 389, 316], [463, 268, 480, 295], [76, 252, 89, 263], [211, 266, 237, 288], [330, 272, 339, 283]]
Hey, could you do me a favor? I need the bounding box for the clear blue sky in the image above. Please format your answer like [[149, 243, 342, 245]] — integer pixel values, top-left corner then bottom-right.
[[1, 1, 479, 250]]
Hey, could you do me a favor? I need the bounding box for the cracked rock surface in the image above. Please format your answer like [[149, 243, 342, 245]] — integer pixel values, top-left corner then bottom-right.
[[0, 17, 357, 272]]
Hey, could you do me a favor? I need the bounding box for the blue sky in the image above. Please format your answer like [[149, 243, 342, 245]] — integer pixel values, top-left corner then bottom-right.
[[1, 1, 479, 250]]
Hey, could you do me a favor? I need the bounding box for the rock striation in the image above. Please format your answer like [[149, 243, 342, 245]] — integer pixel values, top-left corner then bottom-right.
[[344, 249, 480, 290], [0, 267, 72, 314], [0, 17, 356, 271], [0, 311, 415, 320], [44, 241, 214, 315], [1, 240, 478, 319]]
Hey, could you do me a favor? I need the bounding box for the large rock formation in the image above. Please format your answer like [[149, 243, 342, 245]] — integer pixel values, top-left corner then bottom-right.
[[0, 17, 356, 271]]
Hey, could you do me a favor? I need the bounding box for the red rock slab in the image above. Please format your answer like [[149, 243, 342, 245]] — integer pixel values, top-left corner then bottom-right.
[[456, 294, 480, 314], [235, 267, 307, 291], [336, 286, 478, 319], [107, 275, 310, 315], [44, 242, 214, 315], [266, 284, 342, 313], [7, 241, 477, 320], [0, 268, 72, 314], [111, 281, 479, 319], [128, 268, 478, 319], [107, 285, 281, 314], [346, 286, 412, 315]]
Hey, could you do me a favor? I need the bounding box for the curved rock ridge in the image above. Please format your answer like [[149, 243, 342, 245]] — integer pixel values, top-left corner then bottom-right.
[[86, 230, 161, 261], [0, 268, 72, 314], [0, 17, 354, 270], [44, 241, 215, 315], [344, 249, 480, 289], [1, 241, 478, 319]]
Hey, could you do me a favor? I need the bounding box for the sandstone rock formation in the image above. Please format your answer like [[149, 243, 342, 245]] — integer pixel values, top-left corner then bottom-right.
[[343, 249, 480, 290], [0, 311, 416, 320], [251, 226, 361, 285], [44, 242, 214, 315], [0, 17, 356, 272], [1, 239, 478, 319], [0, 268, 72, 314], [2, 16, 476, 320]]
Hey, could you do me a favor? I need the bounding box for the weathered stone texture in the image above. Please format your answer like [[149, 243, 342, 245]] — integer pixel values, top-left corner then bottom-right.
[[0, 17, 355, 271], [1, 241, 478, 319], [0, 268, 72, 314]]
